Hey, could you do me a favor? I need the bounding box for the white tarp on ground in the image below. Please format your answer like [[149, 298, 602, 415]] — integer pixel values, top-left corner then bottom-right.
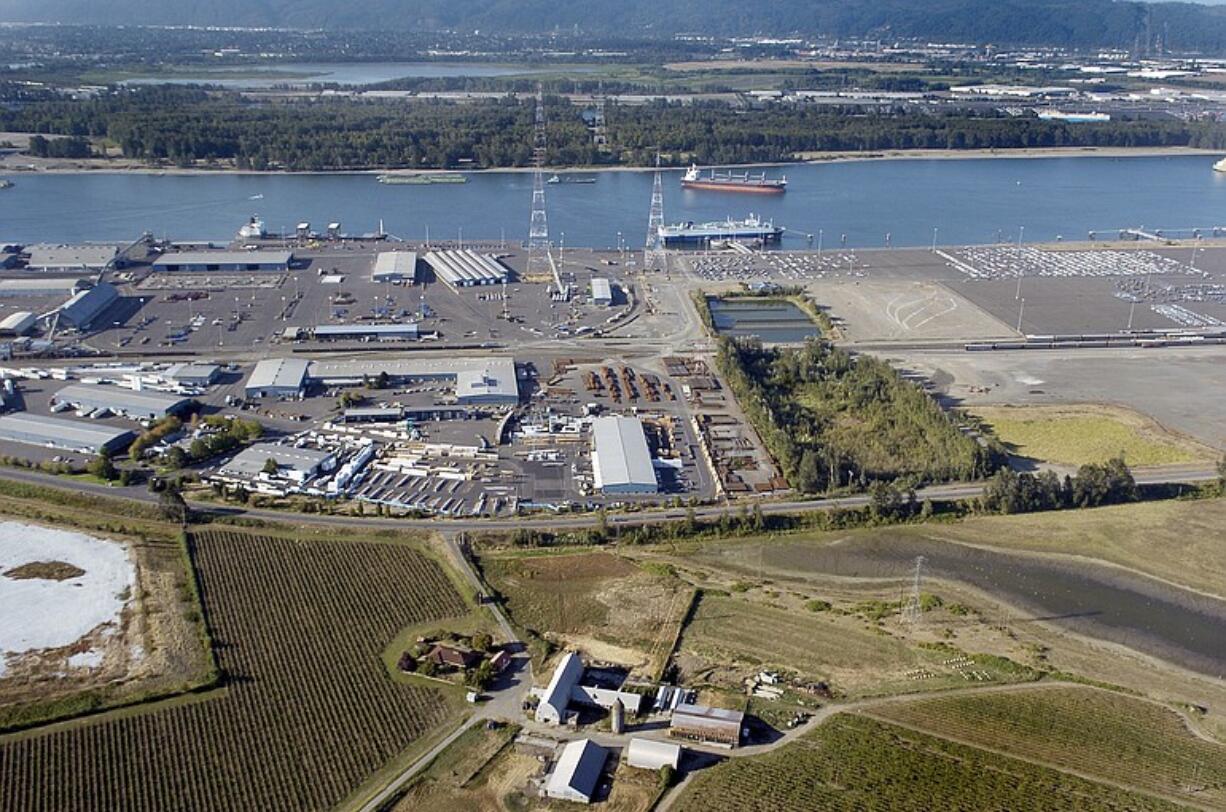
[[0, 522, 134, 677]]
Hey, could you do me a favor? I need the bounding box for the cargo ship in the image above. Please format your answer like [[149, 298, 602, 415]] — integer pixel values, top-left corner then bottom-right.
[[681, 164, 787, 194], [658, 214, 784, 247], [1214, 158, 1226, 173]]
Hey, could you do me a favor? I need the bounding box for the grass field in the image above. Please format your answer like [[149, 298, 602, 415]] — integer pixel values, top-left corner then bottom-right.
[[970, 403, 1214, 467], [677, 592, 1035, 698], [868, 685, 1226, 808], [0, 527, 470, 812], [483, 552, 691, 676], [673, 713, 1188, 812]]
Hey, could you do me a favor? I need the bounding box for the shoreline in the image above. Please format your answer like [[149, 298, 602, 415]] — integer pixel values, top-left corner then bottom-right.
[[2, 145, 1221, 177]]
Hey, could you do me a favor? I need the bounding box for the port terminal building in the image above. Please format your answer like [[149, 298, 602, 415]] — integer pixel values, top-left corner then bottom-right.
[[151, 250, 294, 273], [423, 250, 509, 290], [53, 383, 194, 420], [371, 251, 418, 283]]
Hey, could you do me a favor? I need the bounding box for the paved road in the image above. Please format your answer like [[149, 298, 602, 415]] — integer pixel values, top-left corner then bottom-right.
[[0, 464, 1217, 533]]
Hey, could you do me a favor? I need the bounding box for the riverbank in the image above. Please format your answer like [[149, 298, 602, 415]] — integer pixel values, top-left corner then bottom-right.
[[3, 145, 1222, 176]]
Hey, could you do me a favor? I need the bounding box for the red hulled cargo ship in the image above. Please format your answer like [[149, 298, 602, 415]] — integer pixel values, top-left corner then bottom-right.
[[680, 164, 787, 194]]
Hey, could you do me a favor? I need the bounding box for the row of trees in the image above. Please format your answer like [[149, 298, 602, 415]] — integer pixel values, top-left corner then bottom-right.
[[979, 458, 1140, 514], [6, 86, 1226, 170], [716, 335, 1003, 494]]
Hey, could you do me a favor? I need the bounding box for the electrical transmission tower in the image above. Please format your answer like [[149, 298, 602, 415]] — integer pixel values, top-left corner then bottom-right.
[[901, 555, 926, 626], [527, 85, 551, 280], [645, 156, 666, 271], [592, 84, 610, 153]]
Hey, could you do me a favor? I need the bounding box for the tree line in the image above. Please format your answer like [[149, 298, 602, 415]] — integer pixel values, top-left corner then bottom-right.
[[5, 86, 1226, 170]]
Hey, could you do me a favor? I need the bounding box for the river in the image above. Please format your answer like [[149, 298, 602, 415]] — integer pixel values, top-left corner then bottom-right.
[[3, 154, 1226, 247]]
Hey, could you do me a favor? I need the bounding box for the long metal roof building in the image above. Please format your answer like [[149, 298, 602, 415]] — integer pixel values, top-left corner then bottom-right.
[[545, 739, 607, 805], [308, 357, 518, 404], [57, 283, 119, 330], [423, 249, 509, 289], [151, 250, 293, 272], [0, 413, 134, 455], [591, 416, 657, 494], [24, 243, 118, 272], [0, 278, 88, 298], [54, 383, 193, 419]]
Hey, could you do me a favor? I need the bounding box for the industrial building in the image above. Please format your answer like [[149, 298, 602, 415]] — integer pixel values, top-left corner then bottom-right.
[[626, 739, 682, 771], [423, 249, 509, 290], [55, 283, 119, 331], [591, 278, 613, 307], [669, 703, 744, 748], [0, 413, 134, 455], [371, 251, 418, 283], [0, 312, 37, 336], [24, 243, 118, 273], [308, 357, 519, 405], [217, 443, 336, 485], [151, 250, 294, 273], [245, 358, 309, 399], [535, 652, 644, 726], [164, 363, 221, 387], [545, 739, 607, 805], [312, 323, 419, 342], [591, 416, 658, 495], [341, 407, 404, 424], [53, 383, 194, 420], [0, 278, 87, 298]]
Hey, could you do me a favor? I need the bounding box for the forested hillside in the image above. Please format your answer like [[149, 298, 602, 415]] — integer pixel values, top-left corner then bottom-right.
[[6, 0, 1226, 52]]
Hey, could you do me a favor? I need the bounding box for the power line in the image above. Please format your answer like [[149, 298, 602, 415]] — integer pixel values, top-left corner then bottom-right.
[[527, 84, 551, 280]]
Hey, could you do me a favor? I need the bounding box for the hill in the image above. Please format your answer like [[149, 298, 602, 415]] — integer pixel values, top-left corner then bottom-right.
[[6, 0, 1226, 52]]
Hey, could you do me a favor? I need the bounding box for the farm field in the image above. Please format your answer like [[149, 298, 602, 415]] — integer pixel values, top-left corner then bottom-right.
[[676, 592, 1035, 698], [671, 713, 1188, 812], [483, 552, 692, 677], [969, 403, 1214, 467], [867, 685, 1226, 808], [0, 528, 470, 812]]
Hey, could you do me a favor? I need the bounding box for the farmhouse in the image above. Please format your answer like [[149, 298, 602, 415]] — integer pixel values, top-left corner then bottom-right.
[[545, 739, 607, 805], [425, 644, 482, 670]]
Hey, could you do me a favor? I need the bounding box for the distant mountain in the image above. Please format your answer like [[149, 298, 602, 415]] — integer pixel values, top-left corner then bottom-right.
[[6, 0, 1226, 52]]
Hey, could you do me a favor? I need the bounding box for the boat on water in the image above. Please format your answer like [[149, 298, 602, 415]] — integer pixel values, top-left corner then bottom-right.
[[1214, 158, 1226, 173], [0, 179, 12, 189], [681, 164, 786, 194], [237, 215, 266, 240], [658, 214, 784, 247], [378, 172, 467, 185], [547, 174, 597, 185]]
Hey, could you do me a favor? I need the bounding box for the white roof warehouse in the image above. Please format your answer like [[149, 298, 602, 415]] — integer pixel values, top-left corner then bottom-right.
[[151, 250, 293, 272], [53, 383, 194, 420], [591, 415, 658, 494]]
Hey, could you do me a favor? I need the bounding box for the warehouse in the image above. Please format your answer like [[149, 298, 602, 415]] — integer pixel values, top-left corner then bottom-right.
[[669, 703, 743, 749], [313, 323, 419, 342], [535, 651, 644, 726], [0, 278, 87, 298], [423, 249, 509, 290], [342, 407, 404, 424], [24, 243, 118, 273], [0, 311, 37, 336], [0, 413, 134, 455], [152, 250, 294, 273], [216, 443, 336, 485], [53, 383, 194, 420], [245, 358, 309, 399], [591, 416, 658, 495], [371, 251, 418, 283], [591, 277, 613, 307], [55, 283, 119, 331], [545, 739, 607, 805], [164, 362, 221, 387], [307, 357, 519, 405], [627, 739, 682, 771]]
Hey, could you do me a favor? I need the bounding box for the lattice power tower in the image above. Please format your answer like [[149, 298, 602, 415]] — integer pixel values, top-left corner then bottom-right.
[[645, 157, 666, 270], [527, 85, 551, 280]]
